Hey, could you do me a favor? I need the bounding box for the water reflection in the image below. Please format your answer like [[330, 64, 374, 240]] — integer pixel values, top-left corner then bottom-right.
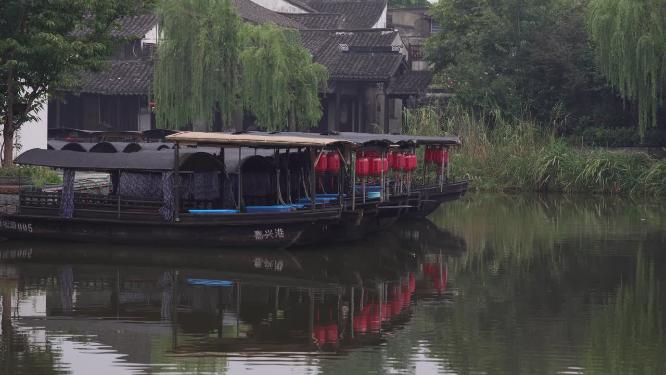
[[0, 219, 463, 374], [426, 194, 666, 375], [1, 193, 665, 374]]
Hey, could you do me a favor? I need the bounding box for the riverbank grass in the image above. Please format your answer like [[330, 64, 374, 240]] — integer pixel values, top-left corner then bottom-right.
[[0, 166, 62, 188], [404, 105, 666, 195]]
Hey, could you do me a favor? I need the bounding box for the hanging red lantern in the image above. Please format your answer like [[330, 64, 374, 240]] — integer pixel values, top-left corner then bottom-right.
[[382, 157, 389, 173], [425, 147, 433, 163], [407, 154, 418, 171], [356, 157, 369, 177], [370, 157, 383, 176], [327, 152, 340, 173], [395, 153, 406, 171], [315, 154, 328, 173], [387, 152, 396, 168]]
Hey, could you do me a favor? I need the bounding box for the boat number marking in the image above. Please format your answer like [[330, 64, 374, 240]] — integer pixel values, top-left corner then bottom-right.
[[0, 219, 33, 233], [253, 257, 285, 272], [253, 228, 285, 241]]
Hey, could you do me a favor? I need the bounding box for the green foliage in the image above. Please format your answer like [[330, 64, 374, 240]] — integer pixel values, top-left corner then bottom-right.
[[0, 0, 153, 165], [587, 0, 666, 139], [405, 104, 666, 195], [425, 0, 637, 134], [389, 0, 430, 7], [240, 24, 327, 131], [0, 166, 61, 187], [154, 0, 242, 130], [154, 0, 327, 131]]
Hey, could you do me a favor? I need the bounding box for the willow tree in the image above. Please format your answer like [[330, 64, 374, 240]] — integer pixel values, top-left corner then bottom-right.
[[154, 0, 328, 131], [587, 0, 666, 138], [241, 24, 328, 131], [154, 0, 242, 130]]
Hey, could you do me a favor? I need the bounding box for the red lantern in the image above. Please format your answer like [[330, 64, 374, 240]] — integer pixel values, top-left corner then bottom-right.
[[387, 152, 396, 169], [327, 152, 340, 173], [425, 147, 433, 163], [383, 157, 389, 173], [370, 157, 383, 176], [395, 153, 406, 171], [356, 157, 370, 177], [315, 154, 328, 173]]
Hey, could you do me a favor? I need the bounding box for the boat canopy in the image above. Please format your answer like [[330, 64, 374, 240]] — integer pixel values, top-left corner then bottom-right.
[[166, 132, 356, 148], [15, 149, 224, 172], [167, 131, 461, 148]]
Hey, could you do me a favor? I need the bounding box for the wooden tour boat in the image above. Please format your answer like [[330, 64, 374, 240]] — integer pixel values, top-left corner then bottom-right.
[[0, 131, 467, 247]]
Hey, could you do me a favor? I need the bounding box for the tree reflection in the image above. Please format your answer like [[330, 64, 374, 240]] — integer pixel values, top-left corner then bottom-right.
[[585, 253, 666, 375]]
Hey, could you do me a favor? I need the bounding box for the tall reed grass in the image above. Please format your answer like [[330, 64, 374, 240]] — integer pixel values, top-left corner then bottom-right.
[[404, 104, 666, 195]]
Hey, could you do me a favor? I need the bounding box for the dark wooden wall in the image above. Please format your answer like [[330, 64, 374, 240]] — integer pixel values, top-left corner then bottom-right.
[[48, 93, 150, 131]]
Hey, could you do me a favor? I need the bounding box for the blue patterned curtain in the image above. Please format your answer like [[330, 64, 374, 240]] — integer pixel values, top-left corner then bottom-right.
[[179, 173, 195, 199], [194, 172, 220, 200], [159, 172, 174, 221], [60, 169, 75, 218], [119, 172, 162, 198]]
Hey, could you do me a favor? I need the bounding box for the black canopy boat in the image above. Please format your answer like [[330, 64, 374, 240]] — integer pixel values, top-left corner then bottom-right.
[[2, 133, 358, 247], [0, 131, 468, 247]]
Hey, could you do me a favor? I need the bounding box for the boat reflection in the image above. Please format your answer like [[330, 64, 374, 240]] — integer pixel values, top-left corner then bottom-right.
[[0, 219, 465, 367]]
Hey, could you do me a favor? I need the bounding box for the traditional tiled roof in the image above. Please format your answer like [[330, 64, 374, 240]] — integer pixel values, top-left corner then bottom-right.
[[283, 0, 318, 12], [327, 52, 403, 80], [110, 13, 158, 38], [72, 60, 153, 95], [281, 13, 345, 29], [304, 0, 387, 29], [232, 0, 302, 28], [300, 29, 403, 80], [388, 70, 432, 96], [300, 29, 398, 54]]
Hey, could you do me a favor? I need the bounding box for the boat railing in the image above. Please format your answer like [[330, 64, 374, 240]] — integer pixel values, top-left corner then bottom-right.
[[19, 191, 164, 219]]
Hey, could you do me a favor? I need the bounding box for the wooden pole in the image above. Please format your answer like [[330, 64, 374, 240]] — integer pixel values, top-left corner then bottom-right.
[[351, 151, 356, 211], [309, 148, 316, 210], [237, 147, 242, 211], [173, 143, 180, 222]]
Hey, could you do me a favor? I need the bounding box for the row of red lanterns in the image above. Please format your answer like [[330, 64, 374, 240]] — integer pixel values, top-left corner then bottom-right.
[[355, 152, 419, 177], [315, 148, 449, 176], [425, 147, 449, 165], [314, 152, 341, 174]]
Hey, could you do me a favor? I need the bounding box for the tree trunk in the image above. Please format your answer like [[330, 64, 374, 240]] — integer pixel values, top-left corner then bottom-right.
[[3, 69, 15, 167], [288, 106, 296, 131], [2, 130, 14, 167]]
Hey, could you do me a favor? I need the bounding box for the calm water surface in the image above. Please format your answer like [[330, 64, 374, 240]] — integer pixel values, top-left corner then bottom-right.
[[1, 193, 665, 375]]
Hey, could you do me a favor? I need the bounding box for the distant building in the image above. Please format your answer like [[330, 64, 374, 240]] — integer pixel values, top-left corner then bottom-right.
[[388, 6, 435, 71], [48, 0, 432, 136]]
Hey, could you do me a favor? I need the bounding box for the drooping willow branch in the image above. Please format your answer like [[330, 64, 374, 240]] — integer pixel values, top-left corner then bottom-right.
[[587, 0, 665, 138], [153, 0, 328, 131]]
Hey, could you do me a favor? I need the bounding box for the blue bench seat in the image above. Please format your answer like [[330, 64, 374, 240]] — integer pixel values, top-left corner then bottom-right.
[[188, 209, 239, 214]]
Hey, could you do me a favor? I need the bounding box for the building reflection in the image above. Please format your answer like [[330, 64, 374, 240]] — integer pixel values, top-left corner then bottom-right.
[[0, 220, 465, 370]]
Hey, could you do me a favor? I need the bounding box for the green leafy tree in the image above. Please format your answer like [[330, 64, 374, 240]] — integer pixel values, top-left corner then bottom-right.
[[241, 24, 327, 131], [153, 0, 243, 131], [587, 0, 666, 138], [0, 0, 153, 166], [425, 0, 632, 132], [154, 0, 328, 132]]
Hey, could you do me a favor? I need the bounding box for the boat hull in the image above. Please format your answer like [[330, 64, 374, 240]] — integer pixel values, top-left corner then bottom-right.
[[403, 181, 469, 218], [0, 210, 343, 248]]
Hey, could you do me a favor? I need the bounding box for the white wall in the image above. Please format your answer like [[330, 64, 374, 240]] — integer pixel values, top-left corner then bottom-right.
[[372, 5, 388, 28], [4, 100, 48, 160], [249, 0, 309, 13]]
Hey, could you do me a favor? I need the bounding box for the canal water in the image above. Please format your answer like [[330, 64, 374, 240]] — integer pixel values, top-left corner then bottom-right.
[[0, 193, 664, 374]]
